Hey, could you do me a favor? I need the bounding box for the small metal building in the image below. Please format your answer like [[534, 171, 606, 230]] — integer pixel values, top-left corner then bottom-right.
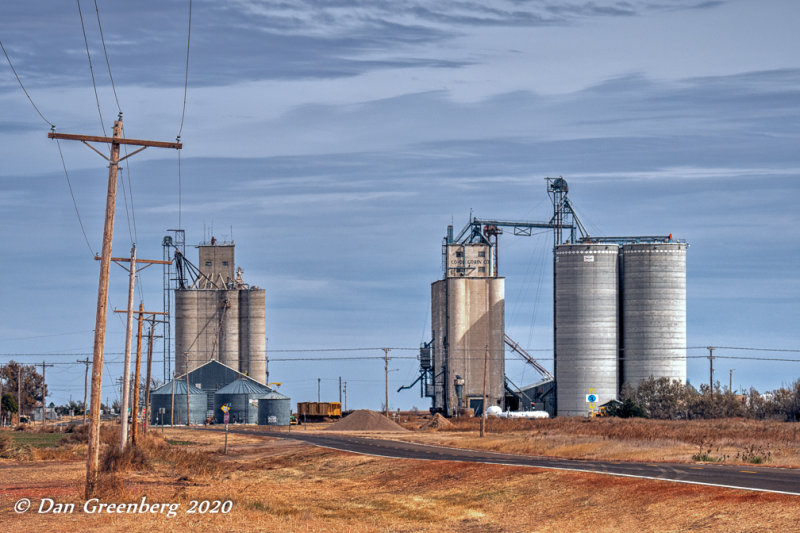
[[257, 391, 292, 426], [179, 359, 265, 419], [213, 378, 271, 424], [150, 379, 206, 426]]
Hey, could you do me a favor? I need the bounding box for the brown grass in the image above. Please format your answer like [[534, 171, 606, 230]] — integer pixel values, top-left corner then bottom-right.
[[394, 417, 800, 467], [2, 428, 799, 532]]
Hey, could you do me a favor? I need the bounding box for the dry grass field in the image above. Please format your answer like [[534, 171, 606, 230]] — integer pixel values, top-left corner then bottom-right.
[[394, 416, 800, 467], [1, 422, 799, 532]]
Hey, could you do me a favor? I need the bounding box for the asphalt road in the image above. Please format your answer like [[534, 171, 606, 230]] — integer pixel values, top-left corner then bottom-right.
[[197, 427, 800, 496]]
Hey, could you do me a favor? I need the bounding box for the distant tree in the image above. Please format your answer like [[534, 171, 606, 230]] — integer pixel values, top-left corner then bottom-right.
[[606, 398, 646, 418], [0, 361, 45, 416], [2, 393, 18, 414]]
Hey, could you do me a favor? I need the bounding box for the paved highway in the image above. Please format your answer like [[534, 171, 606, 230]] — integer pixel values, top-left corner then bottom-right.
[[198, 427, 800, 495]]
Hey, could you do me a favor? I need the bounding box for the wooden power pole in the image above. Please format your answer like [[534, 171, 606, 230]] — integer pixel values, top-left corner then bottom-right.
[[707, 346, 715, 394], [49, 116, 181, 498], [40, 361, 54, 426], [143, 317, 159, 434], [107, 253, 170, 449], [383, 348, 390, 417], [480, 346, 488, 438], [77, 358, 90, 424], [114, 306, 168, 446], [17, 367, 22, 425]]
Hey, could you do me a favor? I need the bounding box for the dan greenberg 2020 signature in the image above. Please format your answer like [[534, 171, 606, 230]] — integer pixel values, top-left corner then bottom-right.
[[13, 497, 233, 518]]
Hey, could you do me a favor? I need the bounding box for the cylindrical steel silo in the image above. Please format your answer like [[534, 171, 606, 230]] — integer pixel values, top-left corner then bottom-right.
[[220, 289, 240, 370], [555, 243, 619, 416], [621, 242, 687, 387], [174, 290, 198, 375], [257, 391, 291, 426], [150, 380, 206, 426], [213, 378, 271, 424]]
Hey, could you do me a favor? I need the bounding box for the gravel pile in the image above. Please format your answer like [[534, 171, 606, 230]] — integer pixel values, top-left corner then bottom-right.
[[425, 413, 453, 430], [325, 410, 408, 432]]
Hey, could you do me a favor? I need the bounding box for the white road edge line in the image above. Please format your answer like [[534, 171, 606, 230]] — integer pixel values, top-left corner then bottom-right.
[[307, 442, 800, 497]]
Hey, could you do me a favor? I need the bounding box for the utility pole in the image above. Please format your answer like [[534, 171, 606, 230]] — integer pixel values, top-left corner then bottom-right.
[[383, 348, 390, 417], [143, 318, 157, 433], [40, 361, 54, 426], [185, 371, 191, 426], [113, 305, 168, 446], [170, 374, 175, 427], [130, 303, 145, 445], [729, 368, 734, 393], [480, 346, 488, 438], [343, 381, 347, 411], [339, 376, 342, 405], [49, 116, 181, 498], [77, 358, 90, 424], [707, 346, 715, 394], [120, 244, 136, 449], [318, 378, 321, 403], [17, 367, 22, 425]]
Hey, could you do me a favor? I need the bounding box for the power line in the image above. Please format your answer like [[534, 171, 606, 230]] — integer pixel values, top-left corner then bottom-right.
[[1, 36, 96, 255], [0, 39, 53, 127], [92, 0, 121, 113], [55, 137, 96, 255], [177, 0, 193, 138], [76, 0, 107, 137]]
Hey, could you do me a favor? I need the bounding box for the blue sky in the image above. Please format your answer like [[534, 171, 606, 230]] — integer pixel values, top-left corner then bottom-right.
[[1, 0, 798, 410]]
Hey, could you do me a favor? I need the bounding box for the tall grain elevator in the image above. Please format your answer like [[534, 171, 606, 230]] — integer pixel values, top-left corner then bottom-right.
[[430, 234, 505, 416], [174, 239, 267, 384]]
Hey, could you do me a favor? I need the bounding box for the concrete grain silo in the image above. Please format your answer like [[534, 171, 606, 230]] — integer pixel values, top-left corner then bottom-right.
[[555, 243, 619, 416], [174, 240, 267, 383], [431, 242, 505, 416], [621, 242, 687, 387]]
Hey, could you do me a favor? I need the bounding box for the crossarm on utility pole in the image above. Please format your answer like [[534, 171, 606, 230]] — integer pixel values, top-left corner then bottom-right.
[[49, 132, 182, 149]]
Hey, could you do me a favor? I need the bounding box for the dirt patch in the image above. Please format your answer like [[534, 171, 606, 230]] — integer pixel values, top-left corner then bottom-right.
[[325, 410, 407, 432]]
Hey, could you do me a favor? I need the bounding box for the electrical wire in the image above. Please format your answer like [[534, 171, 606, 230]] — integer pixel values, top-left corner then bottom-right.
[[1, 37, 97, 256], [92, 0, 121, 113], [76, 0, 107, 137], [0, 39, 53, 128], [56, 138, 96, 255], [177, 0, 192, 138]]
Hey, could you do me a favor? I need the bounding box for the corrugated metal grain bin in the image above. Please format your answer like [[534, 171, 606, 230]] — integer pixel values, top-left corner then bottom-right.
[[257, 391, 292, 426], [213, 378, 271, 424], [150, 379, 207, 426], [555, 243, 619, 416]]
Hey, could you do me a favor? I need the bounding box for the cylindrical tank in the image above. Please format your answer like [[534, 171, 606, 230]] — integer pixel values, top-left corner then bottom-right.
[[220, 290, 240, 370], [174, 290, 198, 375], [245, 289, 267, 384], [621, 242, 687, 387], [257, 391, 291, 426], [150, 380, 206, 426], [213, 378, 271, 424], [555, 243, 619, 416]]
